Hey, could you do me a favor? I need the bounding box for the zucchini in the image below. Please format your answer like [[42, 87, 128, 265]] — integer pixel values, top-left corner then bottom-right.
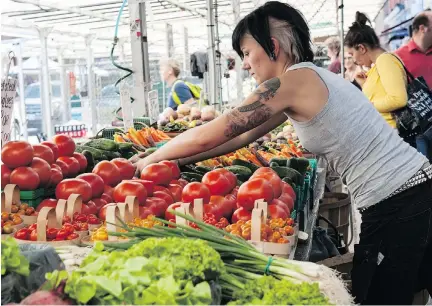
[[122, 151, 135, 159], [271, 166, 293, 179], [103, 150, 122, 160], [225, 165, 252, 181], [269, 162, 280, 168], [195, 166, 212, 174], [231, 159, 260, 173], [118, 142, 134, 152], [82, 150, 95, 172], [269, 157, 289, 167], [75, 145, 107, 160], [84, 139, 119, 151], [283, 168, 304, 186], [181, 172, 204, 182], [282, 177, 295, 187], [287, 157, 310, 176]]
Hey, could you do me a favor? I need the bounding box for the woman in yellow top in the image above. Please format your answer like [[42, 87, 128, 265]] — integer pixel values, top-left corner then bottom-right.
[[344, 12, 407, 128]]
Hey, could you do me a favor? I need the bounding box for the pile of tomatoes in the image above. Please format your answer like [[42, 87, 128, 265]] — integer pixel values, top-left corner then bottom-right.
[[9, 203, 36, 216], [62, 212, 102, 232], [14, 223, 79, 241], [1, 212, 23, 234], [1, 135, 87, 191]]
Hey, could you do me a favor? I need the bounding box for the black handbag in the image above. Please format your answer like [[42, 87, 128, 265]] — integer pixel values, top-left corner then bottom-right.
[[390, 55, 432, 135]]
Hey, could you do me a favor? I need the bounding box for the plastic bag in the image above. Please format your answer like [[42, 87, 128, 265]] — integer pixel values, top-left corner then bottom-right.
[[309, 227, 340, 263], [1, 244, 64, 304]]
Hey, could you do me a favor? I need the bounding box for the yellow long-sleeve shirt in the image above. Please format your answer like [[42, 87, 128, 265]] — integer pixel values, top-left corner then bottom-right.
[[362, 53, 408, 128]]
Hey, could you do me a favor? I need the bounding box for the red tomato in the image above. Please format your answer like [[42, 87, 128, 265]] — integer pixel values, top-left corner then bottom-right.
[[202, 170, 232, 196], [1, 164, 11, 189], [56, 229, 69, 240], [168, 184, 182, 202], [55, 159, 70, 177], [57, 156, 80, 177], [32, 144, 54, 165], [204, 202, 224, 221], [178, 179, 189, 187], [76, 173, 104, 198], [67, 233, 79, 240], [27, 224, 37, 231], [103, 185, 114, 197], [51, 163, 62, 172], [237, 178, 274, 211], [47, 168, 63, 188], [154, 185, 173, 197], [10, 167, 40, 190], [101, 193, 114, 204], [98, 203, 116, 220], [164, 202, 183, 220], [140, 164, 172, 186], [170, 179, 185, 188], [72, 152, 87, 173], [41, 141, 59, 160], [55, 179, 92, 202], [182, 182, 211, 204], [144, 197, 168, 217], [88, 216, 101, 225], [254, 167, 277, 176], [223, 194, 237, 217], [268, 204, 289, 219], [92, 198, 108, 211], [36, 199, 58, 212], [30, 157, 51, 187], [29, 230, 38, 241], [131, 179, 154, 196], [113, 181, 147, 205], [271, 199, 290, 216], [153, 191, 174, 206], [138, 206, 154, 219], [52, 134, 75, 157], [281, 182, 296, 202], [111, 158, 136, 180], [92, 161, 121, 187], [62, 216, 71, 223], [232, 207, 252, 223], [82, 201, 98, 215], [62, 223, 75, 235], [1, 141, 34, 168], [15, 228, 30, 240], [230, 186, 239, 198], [252, 170, 282, 198], [278, 193, 294, 212], [159, 160, 180, 179], [213, 168, 237, 190]]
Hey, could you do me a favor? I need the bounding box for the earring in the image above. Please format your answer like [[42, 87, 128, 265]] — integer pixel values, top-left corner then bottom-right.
[[270, 51, 276, 61]]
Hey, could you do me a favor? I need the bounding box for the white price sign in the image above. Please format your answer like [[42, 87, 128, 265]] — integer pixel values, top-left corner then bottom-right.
[[120, 86, 133, 130], [1, 78, 17, 146], [147, 90, 159, 124]]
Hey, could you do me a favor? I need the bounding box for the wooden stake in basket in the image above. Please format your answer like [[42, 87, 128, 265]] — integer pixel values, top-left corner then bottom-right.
[[2, 184, 32, 226], [174, 199, 204, 226], [117, 196, 139, 223]]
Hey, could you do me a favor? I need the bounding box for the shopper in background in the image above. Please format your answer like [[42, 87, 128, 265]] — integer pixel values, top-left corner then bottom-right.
[[343, 51, 361, 89], [324, 36, 341, 74], [133, 3, 432, 303], [345, 12, 408, 129], [161, 59, 195, 111], [395, 9, 432, 89]]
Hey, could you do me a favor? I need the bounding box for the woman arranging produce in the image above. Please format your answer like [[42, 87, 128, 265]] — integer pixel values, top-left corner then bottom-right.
[[132, 1, 432, 304]]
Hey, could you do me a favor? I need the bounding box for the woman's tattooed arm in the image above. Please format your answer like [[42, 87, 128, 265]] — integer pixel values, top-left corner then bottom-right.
[[224, 77, 281, 138]]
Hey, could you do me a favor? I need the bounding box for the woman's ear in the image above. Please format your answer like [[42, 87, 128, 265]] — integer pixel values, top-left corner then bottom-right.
[[357, 44, 367, 54], [270, 37, 280, 60]]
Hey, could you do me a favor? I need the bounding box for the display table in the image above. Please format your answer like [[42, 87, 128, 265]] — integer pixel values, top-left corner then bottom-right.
[[293, 167, 326, 261]]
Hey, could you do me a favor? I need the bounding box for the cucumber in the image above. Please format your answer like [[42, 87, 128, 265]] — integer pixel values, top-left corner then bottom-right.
[[269, 162, 280, 168], [103, 150, 122, 160], [181, 172, 204, 182], [84, 139, 119, 151], [283, 168, 304, 186], [122, 151, 135, 159], [282, 177, 294, 186], [118, 142, 134, 152], [82, 150, 95, 172], [231, 159, 260, 173], [225, 165, 252, 181], [195, 166, 212, 174], [75, 145, 107, 160], [271, 166, 293, 179], [287, 157, 310, 176], [269, 157, 289, 167]]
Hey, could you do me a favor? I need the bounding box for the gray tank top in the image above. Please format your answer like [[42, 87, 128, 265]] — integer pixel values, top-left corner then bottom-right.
[[285, 62, 427, 209]]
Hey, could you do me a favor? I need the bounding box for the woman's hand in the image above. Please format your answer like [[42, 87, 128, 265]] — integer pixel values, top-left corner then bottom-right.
[[354, 70, 367, 88]]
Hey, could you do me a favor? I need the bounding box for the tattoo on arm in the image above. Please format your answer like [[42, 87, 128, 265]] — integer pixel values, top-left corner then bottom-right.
[[224, 77, 281, 138]]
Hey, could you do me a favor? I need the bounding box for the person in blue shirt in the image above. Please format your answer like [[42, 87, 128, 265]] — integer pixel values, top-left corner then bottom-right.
[[161, 59, 196, 110]]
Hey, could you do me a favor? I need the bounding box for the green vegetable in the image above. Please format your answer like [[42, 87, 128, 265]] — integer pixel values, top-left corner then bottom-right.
[[75, 145, 107, 160], [181, 172, 204, 182], [284, 168, 304, 186], [287, 158, 310, 176], [145, 148, 158, 155], [84, 139, 119, 151], [82, 150, 95, 171], [194, 166, 212, 174], [103, 150, 122, 160], [231, 159, 260, 173], [269, 162, 280, 168], [269, 157, 289, 167], [118, 142, 134, 152], [228, 276, 330, 305], [225, 166, 252, 181], [1, 237, 30, 276], [271, 166, 293, 179]]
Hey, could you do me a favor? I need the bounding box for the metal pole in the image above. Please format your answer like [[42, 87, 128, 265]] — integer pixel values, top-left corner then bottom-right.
[[232, 0, 243, 103], [86, 35, 97, 136], [214, 0, 223, 109], [183, 27, 189, 72], [166, 23, 174, 58], [206, 0, 217, 108], [57, 47, 70, 123], [339, 0, 345, 77], [39, 27, 53, 139], [15, 41, 28, 140]]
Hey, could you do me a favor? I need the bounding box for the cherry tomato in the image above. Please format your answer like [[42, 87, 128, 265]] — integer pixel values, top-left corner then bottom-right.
[[30, 157, 51, 187], [88, 216, 101, 224], [204, 201, 224, 221], [140, 163, 172, 186], [80, 223, 89, 231], [62, 223, 75, 235], [1, 141, 34, 168], [111, 158, 136, 180], [29, 229, 38, 241], [10, 167, 40, 190], [41, 141, 59, 160], [237, 178, 274, 211], [57, 156, 80, 177], [62, 215, 71, 223], [67, 233, 79, 240], [159, 160, 180, 179], [182, 182, 211, 205], [28, 223, 37, 231], [1, 164, 11, 189], [93, 161, 122, 187], [55, 229, 68, 240], [72, 223, 81, 231], [52, 134, 75, 157], [15, 228, 30, 240], [46, 228, 58, 240], [55, 179, 92, 202], [32, 144, 54, 164], [74, 214, 88, 223], [72, 152, 88, 173]]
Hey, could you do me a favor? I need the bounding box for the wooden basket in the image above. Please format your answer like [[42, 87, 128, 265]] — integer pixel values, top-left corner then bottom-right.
[[174, 199, 204, 226], [55, 194, 89, 239], [14, 206, 80, 246], [1, 185, 29, 229]]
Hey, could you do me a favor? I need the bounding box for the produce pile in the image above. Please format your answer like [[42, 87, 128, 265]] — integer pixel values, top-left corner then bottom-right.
[[158, 106, 219, 132], [1, 237, 29, 277], [112, 127, 171, 149]]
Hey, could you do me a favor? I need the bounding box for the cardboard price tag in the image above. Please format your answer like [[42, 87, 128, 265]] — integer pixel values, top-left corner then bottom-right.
[[1, 78, 17, 146]]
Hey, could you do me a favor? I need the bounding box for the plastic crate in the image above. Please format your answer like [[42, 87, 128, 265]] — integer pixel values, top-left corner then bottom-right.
[[156, 141, 168, 148], [44, 188, 56, 198], [294, 185, 303, 213], [101, 128, 121, 140], [21, 197, 43, 208], [303, 174, 311, 205], [20, 188, 45, 200], [308, 159, 318, 183]]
